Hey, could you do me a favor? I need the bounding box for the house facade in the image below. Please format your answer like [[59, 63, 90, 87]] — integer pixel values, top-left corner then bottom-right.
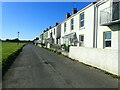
[[60, 4, 95, 48], [39, 34, 43, 44], [96, 0, 120, 50], [39, 23, 61, 46], [39, 0, 120, 75], [69, 0, 120, 75], [61, 0, 120, 49], [42, 29, 48, 45]]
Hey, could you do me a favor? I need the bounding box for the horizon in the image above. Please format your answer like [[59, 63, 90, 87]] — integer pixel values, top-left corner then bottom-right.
[[2, 2, 94, 40]]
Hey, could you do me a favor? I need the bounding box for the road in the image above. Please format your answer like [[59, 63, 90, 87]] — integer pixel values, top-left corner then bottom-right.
[[2, 44, 118, 88]]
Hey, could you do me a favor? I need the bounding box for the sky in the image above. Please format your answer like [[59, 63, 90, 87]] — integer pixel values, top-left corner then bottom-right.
[[2, 2, 94, 40]]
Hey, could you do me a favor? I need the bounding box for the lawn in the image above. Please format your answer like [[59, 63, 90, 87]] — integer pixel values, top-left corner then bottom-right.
[[1, 42, 26, 68]]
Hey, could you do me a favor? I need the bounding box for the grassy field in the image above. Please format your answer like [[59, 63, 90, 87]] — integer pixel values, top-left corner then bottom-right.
[[1, 42, 26, 68]]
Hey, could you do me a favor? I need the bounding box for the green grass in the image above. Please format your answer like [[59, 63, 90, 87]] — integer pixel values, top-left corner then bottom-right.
[[2, 42, 25, 60], [1, 42, 26, 68]]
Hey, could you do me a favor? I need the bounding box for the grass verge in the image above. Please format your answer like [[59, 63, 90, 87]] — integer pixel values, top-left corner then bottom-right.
[[2, 42, 26, 76]]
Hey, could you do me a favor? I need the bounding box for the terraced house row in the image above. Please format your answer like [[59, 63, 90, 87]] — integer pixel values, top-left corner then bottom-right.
[[39, 0, 120, 75]]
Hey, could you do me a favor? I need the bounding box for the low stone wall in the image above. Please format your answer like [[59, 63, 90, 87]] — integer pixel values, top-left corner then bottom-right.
[[69, 46, 119, 75]]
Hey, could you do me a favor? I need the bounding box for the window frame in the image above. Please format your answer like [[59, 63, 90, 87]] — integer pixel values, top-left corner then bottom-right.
[[79, 35, 84, 47], [64, 22, 67, 33], [79, 12, 85, 28], [103, 31, 112, 48], [54, 28, 55, 35], [71, 18, 74, 30]]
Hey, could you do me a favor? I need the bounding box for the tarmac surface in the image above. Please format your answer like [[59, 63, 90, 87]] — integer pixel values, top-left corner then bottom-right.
[[2, 44, 118, 88]]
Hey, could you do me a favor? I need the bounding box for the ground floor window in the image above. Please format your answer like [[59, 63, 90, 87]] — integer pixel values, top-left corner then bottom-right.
[[79, 35, 84, 46], [104, 31, 111, 48]]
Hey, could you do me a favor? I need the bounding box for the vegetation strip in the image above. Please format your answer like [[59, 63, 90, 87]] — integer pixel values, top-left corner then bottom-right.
[[41, 46, 120, 79], [2, 42, 26, 77]]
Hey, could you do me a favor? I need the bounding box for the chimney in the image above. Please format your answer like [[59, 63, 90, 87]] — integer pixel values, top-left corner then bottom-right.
[[56, 22, 59, 26], [72, 8, 77, 14], [66, 13, 71, 19], [49, 26, 51, 29]]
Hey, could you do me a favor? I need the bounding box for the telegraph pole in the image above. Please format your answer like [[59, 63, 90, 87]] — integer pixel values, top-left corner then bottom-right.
[[17, 32, 19, 45]]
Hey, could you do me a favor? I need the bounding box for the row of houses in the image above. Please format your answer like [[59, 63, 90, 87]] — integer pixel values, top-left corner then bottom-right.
[[39, 0, 120, 75]]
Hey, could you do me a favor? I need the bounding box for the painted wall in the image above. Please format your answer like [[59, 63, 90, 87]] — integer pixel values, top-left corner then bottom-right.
[[43, 31, 48, 40], [97, 0, 120, 50], [39, 34, 43, 43], [56, 24, 61, 44], [61, 4, 95, 48], [69, 46, 119, 75], [51, 27, 57, 44]]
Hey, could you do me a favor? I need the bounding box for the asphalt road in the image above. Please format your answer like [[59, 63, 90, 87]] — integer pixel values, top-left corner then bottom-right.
[[2, 44, 118, 88]]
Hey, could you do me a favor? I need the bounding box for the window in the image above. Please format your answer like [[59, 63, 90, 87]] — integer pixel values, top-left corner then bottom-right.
[[104, 32, 111, 48], [112, 1, 119, 21], [64, 22, 66, 33], [79, 35, 84, 46], [80, 13, 84, 28], [54, 28, 55, 35], [71, 18, 74, 30]]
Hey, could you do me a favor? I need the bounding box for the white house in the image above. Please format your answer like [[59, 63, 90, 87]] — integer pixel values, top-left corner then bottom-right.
[[39, 34, 43, 44], [39, 0, 120, 75], [39, 23, 61, 47], [69, 0, 120, 75], [60, 4, 95, 48]]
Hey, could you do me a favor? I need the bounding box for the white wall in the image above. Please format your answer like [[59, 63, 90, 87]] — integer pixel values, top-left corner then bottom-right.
[[51, 27, 57, 44], [56, 24, 61, 44], [97, 0, 120, 50], [47, 26, 57, 44], [69, 46, 119, 75], [61, 4, 95, 48]]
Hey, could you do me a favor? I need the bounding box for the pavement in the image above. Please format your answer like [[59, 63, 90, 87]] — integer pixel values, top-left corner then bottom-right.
[[2, 44, 119, 88]]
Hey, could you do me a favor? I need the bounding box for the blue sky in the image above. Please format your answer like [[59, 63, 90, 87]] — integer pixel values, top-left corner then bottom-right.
[[2, 2, 93, 40]]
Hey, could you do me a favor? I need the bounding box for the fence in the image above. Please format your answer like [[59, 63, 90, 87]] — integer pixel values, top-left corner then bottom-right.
[[100, 2, 120, 25], [49, 44, 70, 52]]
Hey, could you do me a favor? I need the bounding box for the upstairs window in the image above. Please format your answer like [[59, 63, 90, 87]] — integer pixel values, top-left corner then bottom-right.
[[112, 1, 119, 21], [71, 18, 74, 30], [104, 32, 111, 48], [80, 13, 84, 28], [54, 28, 55, 35], [64, 22, 66, 33]]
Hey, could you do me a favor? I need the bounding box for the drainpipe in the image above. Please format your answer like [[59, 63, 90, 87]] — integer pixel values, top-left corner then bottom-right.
[[95, 5, 98, 48], [93, 4, 98, 48], [93, 5, 96, 48]]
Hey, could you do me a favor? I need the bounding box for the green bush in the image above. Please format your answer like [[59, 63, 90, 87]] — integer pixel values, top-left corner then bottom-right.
[[61, 44, 70, 52]]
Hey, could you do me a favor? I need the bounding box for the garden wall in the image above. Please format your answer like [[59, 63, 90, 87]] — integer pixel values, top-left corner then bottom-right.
[[69, 46, 119, 75]]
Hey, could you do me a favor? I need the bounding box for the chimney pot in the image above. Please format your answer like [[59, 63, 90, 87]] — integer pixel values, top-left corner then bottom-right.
[[72, 8, 77, 14], [49, 26, 51, 29], [56, 22, 59, 26], [66, 13, 71, 19]]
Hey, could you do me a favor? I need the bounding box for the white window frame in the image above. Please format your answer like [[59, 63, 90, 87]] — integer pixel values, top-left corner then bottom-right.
[[54, 28, 55, 35], [64, 22, 67, 33], [79, 12, 85, 28], [71, 18, 74, 30], [79, 35, 84, 47], [103, 31, 111, 48]]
